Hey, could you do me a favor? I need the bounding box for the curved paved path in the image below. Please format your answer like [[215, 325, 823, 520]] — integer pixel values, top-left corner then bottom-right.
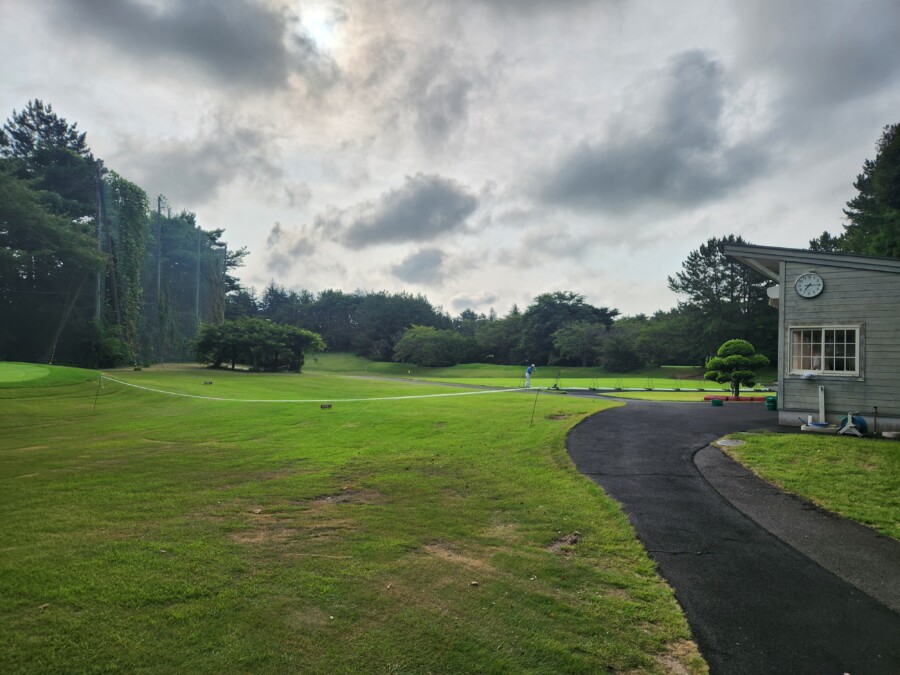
[[566, 399, 900, 675]]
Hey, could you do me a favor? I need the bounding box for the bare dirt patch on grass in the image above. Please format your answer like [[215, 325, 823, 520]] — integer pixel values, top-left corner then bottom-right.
[[548, 531, 581, 555], [423, 542, 494, 574], [308, 488, 379, 506], [653, 639, 707, 675]]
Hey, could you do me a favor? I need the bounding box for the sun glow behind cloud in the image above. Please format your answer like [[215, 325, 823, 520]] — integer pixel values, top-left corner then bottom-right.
[[301, 3, 341, 51]]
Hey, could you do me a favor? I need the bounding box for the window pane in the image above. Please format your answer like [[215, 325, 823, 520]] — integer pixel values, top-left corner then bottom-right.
[[792, 327, 858, 374]]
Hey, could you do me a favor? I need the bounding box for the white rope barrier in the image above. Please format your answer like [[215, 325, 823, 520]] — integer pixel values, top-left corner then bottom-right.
[[100, 374, 527, 404]]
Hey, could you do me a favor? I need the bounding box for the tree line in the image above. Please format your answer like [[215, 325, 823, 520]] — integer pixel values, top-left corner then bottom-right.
[[223, 261, 774, 370], [3, 101, 895, 371], [0, 100, 242, 367]]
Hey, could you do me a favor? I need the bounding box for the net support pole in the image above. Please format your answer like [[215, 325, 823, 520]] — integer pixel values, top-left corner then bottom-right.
[[93, 373, 103, 413]]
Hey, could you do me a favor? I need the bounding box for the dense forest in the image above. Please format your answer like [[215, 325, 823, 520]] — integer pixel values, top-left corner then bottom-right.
[[2, 102, 897, 370]]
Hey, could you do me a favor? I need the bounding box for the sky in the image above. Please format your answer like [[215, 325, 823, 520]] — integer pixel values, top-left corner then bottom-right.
[[2, 0, 899, 317]]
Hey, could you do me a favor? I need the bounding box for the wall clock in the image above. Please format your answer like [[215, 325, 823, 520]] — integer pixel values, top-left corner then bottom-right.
[[795, 272, 824, 298]]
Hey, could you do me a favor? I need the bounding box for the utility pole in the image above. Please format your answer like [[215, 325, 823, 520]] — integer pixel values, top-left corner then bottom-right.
[[94, 163, 105, 320], [195, 226, 202, 327], [156, 196, 162, 309]]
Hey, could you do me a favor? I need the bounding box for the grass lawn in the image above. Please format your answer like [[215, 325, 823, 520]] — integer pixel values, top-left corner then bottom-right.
[[1, 363, 707, 673], [306, 353, 776, 395], [723, 432, 900, 540]]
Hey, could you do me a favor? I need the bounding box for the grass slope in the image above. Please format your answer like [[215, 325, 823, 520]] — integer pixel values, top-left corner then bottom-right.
[[1, 364, 706, 673]]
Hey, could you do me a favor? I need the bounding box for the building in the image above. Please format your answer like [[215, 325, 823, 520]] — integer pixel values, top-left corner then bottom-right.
[[725, 244, 900, 432]]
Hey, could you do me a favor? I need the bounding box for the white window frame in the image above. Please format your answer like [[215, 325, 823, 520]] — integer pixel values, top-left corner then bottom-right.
[[788, 325, 861, 377]]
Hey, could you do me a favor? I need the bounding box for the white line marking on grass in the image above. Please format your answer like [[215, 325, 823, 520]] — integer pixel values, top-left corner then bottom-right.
[[101, 374, 527, 403]]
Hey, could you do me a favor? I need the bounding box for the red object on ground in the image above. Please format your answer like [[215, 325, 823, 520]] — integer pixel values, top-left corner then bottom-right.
[[703, 395, 770, 402]]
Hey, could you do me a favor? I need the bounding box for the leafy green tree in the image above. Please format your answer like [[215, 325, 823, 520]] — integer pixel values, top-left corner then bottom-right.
[[600, 334, 645, 372], [551, 321, 606, 367], [195, 318, 324, 372], [452, 308, 483, 339], [303, 289, 362, 352], [350, 291, 448, 360], [475, 309, 523, 364], [225, 287, 259, 320], [392, 325, 473, 367], [519, 291, 618, 365], [627, 309, 700, 366], [704, 339, 769, 398]]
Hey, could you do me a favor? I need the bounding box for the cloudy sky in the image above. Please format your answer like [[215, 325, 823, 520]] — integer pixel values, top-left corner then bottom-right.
[[2, 1, 899, 316]]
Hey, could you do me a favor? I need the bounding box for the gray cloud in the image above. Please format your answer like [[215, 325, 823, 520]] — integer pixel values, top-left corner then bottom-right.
[[407, 47, 475, 148], [450, 291, 499, 313], [115, 117, 287, 206], [51, 0, 339, 91], [264, 221, 321, 276], [448, 0, 611, 10], [337, 173, 479, 248], [735, 1, 900, 109], [391, 247, 447, 284], [539, 50, 768, 213]]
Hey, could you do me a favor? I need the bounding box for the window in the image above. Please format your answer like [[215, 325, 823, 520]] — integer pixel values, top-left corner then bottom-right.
[[789, 326, 859, 376]]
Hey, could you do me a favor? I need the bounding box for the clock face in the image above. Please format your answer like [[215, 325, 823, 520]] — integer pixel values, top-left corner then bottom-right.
[[795, 273, 824, 298]]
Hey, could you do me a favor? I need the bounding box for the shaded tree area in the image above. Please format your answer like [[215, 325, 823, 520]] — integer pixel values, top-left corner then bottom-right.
[[810, 123, 900, 258], [0, 100, 235, 367], [195, 318, 324, 372], [0, 162, 105, 363]]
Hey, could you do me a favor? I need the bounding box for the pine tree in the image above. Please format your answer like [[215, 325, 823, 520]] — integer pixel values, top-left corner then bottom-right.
[[0, 99, 90, 159], [810, 124, 900, 258], [842, 123, 900, 258]]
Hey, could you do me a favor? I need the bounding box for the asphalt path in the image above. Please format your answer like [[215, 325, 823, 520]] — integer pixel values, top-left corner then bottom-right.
[[566, 398, 900, 675]]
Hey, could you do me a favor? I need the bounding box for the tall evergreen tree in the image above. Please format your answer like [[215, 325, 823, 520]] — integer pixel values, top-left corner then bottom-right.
[[0, 100, 90, 159], [842, 123, 900, 258], [668, 235, 776, 361], [810, 123, 900, 258]]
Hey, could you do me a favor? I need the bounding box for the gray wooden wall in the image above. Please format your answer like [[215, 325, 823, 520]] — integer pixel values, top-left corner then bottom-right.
[[780, 261, 900, 419]]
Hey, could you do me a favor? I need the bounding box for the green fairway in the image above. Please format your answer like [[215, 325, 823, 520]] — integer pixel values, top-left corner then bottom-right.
[[0, 362, 50, 383], [723, 432, 900, 540], [0, 363, 706, 673], [304, 352, 775, 394]]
